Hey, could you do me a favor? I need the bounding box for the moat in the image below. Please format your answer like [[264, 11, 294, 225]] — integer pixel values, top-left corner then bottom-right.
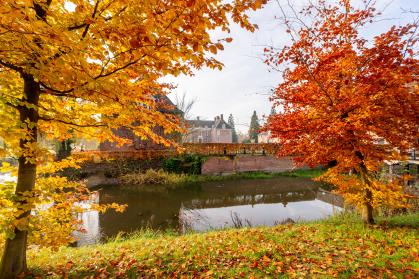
[[75, 177, 343, 246]]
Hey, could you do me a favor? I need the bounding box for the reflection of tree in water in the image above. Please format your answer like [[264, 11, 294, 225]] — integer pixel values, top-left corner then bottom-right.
[[95, 177, 341, 241], [316, 190, 344, 208], [185, 190, 316, 209]]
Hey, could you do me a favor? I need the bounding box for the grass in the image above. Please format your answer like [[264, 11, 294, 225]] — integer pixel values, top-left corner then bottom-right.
[[24, 213, 418, 278], [119, 168, 325, 186], [377, 213, 419, 228], [277, 168, 326, 178]]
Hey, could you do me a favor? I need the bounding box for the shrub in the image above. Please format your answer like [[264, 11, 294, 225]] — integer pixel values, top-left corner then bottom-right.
[[120, 169, 188, 185], [163, 155, 205, 175]]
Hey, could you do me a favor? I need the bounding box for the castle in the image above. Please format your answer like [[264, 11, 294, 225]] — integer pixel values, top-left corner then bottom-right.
[[184, 114, 233, 143]]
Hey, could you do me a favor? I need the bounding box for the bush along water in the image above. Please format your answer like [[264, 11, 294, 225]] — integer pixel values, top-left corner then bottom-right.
[[163, 155, 205, 175], [120, 169, 189, 185]]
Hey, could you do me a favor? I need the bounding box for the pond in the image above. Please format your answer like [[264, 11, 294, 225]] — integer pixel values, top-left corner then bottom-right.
[[75, 177, 343, 246]]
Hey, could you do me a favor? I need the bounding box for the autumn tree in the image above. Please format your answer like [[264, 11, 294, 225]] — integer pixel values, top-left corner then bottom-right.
[[249, 110, 260, 143], [265, 0, 418, 224], [228, 114, 238, 143], [0, 0, 265, 277]]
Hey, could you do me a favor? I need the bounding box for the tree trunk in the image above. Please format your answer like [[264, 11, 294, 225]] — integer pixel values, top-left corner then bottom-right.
[[362, 188, 375, 225], [0, 75, 40, 279], [359, 164, 375, 225]]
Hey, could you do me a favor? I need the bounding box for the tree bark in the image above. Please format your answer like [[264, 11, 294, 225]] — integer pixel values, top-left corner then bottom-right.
[[362, 187, 375, 225], [0, 75, 40, 279], [354, 151, 375, 225], [359, 165, 375, 225]]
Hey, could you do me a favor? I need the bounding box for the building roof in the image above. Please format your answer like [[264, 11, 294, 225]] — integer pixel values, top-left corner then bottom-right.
[[214, 118, 232, 129], [187, 119, 215, 128], [187, 115, 232, 129]]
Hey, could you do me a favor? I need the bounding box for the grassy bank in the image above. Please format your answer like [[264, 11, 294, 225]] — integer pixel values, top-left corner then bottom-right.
[[25, 213, 418, 278], [120, 168, 325, 186]]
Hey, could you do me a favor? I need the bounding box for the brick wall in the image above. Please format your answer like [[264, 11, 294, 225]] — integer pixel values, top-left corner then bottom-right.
[[201, 155, 302, 175]]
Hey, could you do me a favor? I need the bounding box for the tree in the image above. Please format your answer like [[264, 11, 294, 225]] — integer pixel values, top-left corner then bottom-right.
[[174, 91, 197, 120], [228, 114, 238, 143], [174, 91, 197, 143], [0, 1, 265, 277], [265, 0, 418, 224], [249, 110, 260, 143]]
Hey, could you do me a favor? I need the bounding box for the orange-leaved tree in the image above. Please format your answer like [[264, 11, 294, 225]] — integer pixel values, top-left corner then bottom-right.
[[0, 0, 265, 277], [265, 0, 418, 224]]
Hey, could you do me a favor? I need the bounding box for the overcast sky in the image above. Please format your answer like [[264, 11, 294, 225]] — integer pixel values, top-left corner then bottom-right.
[[167, 0, 418, 133]]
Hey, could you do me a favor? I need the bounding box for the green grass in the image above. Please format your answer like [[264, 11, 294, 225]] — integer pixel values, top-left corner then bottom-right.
[[25, 213, 418, 278], [119, 168, 325, 187], [377, 213, 419, 228], [277, 168, 326, 178]]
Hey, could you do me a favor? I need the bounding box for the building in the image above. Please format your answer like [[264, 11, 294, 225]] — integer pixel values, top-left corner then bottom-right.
[[184, 114, 233, 143]]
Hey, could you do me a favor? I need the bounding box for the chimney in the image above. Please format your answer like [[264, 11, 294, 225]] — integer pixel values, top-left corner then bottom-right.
[[220, 114, 224, 120]]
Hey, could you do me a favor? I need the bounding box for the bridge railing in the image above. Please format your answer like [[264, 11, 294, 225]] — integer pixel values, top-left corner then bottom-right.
[[182, 143, 279, 156], [73, 150, 177, 162], [73, 143, 280, 162]]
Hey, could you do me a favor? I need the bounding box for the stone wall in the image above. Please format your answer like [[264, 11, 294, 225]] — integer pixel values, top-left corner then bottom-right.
[[201, 155, 302, 175]]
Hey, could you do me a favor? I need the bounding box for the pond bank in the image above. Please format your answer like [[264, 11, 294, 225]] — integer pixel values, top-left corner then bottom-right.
[[87, 168, 326, 188], [27, 213, 418, 278]]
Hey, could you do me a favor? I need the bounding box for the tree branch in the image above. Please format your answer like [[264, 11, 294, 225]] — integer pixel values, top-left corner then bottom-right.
[[0, 59, 24, 74], [33, 0, 52, 22], [39, 116, 107, 128]]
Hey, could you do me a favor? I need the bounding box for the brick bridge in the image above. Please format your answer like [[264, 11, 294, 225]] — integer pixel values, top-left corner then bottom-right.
[[73, 143, 303, 175], [73, 143, 280, 161]]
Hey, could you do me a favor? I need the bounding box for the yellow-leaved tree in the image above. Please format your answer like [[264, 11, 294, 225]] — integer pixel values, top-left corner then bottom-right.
[[0, 0, 265, 277]]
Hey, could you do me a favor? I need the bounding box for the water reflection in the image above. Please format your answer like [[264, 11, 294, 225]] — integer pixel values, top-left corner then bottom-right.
[[180, 200, 340, 232], [77, 177, 343, 246], [73, 192, 101, 246]]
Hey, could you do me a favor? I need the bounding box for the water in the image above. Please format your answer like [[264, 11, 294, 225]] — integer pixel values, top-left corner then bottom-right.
[[0, 172, 16, 183], [76, 177, 343, 245]]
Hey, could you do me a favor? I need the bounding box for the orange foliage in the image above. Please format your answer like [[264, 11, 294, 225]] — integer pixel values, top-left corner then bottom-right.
[[265, 1, 418, 219], [0, 1, 265, 276]]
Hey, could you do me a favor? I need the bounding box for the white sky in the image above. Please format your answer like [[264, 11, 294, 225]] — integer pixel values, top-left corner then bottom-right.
[[167, 0, 418, 133]]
